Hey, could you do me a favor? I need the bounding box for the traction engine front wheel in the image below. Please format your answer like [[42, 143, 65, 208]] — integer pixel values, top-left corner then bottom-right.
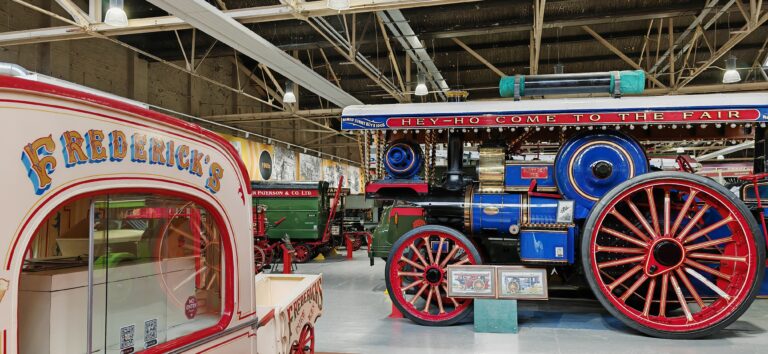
[[385, 225, 482, 326], [582, 172, 765, 339]]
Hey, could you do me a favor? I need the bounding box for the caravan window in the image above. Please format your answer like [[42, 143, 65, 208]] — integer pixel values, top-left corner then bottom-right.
[[20, 192, 224, 353]]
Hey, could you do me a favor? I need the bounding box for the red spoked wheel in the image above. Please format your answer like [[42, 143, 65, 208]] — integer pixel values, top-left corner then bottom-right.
[[290, 323, 315, 354], [352, 235, 363, 251], [583, 172, 765, 338], [293, 244, 313, 264], [254, 245, 273, 273], [385, 225, 482, 326]]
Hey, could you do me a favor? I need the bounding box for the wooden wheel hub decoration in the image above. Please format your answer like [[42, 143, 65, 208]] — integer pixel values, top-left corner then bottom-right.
[[585, 174, 763, 336]]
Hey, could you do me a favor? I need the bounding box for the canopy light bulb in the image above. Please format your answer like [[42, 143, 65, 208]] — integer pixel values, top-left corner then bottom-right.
[[105, 0, 128, 27], [415, 72, 428, 96], [327, 0, 351, 10], [723, 56, 741, 84]]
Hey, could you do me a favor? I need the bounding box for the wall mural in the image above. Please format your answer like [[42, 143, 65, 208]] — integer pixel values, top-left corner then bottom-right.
[[219, 133, 362, 192], [273, 145, 297, 181], [299, 153, 321, 182]]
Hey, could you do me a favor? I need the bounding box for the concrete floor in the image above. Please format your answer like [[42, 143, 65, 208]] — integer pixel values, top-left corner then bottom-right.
[[293, 250, 768, 354]]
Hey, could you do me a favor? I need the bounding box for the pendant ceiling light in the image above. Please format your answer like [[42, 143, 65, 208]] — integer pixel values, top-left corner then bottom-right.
[[104, 0, 128, 27], [414, 72, 428, 96], [327, 0, 351, 11], [722, 56, 741, 84], [283, 81, 297, 104]]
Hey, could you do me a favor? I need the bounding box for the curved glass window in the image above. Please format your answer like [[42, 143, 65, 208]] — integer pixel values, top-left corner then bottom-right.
[[20, 193, 224, 353]]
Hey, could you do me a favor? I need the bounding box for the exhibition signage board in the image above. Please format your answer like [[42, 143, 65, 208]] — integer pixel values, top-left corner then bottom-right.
[[447, 265, 548, 300], [340, 92, 768, 130]]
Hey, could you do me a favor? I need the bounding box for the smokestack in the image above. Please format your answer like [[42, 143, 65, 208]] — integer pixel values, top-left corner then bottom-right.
[[444, 132, 464, 191]]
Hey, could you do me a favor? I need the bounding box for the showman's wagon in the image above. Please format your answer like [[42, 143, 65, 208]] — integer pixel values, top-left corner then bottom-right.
[[0, 64, 321, 354], [343, 70, 768, 339]]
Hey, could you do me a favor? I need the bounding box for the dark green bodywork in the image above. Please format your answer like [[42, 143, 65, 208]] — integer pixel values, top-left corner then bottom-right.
[[252, 181, 330, 241], [370, 205, 425, 258]]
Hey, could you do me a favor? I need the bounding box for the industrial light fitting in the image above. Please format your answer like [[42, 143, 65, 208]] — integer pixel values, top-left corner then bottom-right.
[[283, 81, 297, 103], [104, 0, 128, 27], [676, 147, 685, 154], [722, 56, 741, 84], [327, 0, 351, 11], [414, 72, 428, 96], [717, 155, 725, 160], [554, 63, 564, 74]]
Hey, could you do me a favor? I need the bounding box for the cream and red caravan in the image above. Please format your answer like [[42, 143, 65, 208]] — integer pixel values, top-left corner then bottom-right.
[[0, 64, 321, 354]]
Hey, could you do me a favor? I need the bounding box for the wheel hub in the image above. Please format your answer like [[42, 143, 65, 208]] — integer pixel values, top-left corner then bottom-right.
[[424, 266, 443, 285], [653, 240, 684, 267], [592, 160, 613, 179], [644, 236, 686, 277]]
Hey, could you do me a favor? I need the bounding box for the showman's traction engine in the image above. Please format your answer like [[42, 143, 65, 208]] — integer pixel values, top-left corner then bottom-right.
[[343, 71, 768, 339]]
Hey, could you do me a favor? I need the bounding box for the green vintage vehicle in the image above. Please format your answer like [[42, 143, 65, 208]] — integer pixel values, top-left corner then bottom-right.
[[369, 204, 426, 261]]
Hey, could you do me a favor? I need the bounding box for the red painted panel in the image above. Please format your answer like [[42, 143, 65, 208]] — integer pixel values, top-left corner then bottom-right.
[[521, 166, 549, 179]]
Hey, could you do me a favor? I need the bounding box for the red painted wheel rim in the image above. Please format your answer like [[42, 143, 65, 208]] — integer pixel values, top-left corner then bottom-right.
[[589, 179, 758, 332], [388, 229, 477, 322], [291, 323, 315, 354], [254, 245, 267, 272]]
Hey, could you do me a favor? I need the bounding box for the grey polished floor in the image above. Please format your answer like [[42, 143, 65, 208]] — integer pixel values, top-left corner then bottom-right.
[[293, 250, 767, 354]]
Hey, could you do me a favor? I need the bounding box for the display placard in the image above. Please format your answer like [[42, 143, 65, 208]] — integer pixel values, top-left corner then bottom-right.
[[446, 265, 496, 298], [496, 266, 548, 300]]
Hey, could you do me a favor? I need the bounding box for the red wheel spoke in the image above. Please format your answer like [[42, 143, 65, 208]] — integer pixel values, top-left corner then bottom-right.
[[670, 190, 698, 236], [684, 267, 732, 301], [645, 188, 662, 236], [620, 274, 648, 302], [642, 278, 657, 318], [423, 286, 434, 312], [453, 257, 470, 266], [435, 237, 446, 265], [627, 199, 660, 239], [410, 283, 429, 304], [398, 271, 424, 278], [596, 245, 646, 254], [611, 207, 652, 243], [674, 204, 710, 241], [675, 268, 705, 308], [423, 236, 435, 264], [601, 227, 649, 248], [685, 236, 733, 252], [442, 284, 461, 307], [608, 265, 643, 290], [684, 259, 732, 281], [659, 273, 669, 317], [401, 279, 424, 292], [434, 285, 446, 314], [400, 257, 426, 270], [682, 216, 734, 244], [688, 252, 747, 263], [598, 255, 646, 269], [440, 245, 460, 268], [409, 244, 429, 267], [669, 274, 694, 322], [663, 190, 671, 236]]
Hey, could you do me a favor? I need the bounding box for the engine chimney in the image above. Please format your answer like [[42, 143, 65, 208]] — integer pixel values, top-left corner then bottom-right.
[[445, 132, 464, 191]]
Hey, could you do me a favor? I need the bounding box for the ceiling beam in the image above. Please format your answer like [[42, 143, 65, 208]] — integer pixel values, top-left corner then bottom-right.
[[206, 108, 343, 122], [581, 25, 668, 88], [530, 0, 545, 75], [678, 8, 768, 88], [424, 6, 727, 39], [451, 38, 505, 77], [54, 0, 91, 26], [148, 0, 361, 107], [0, 0, 480, 47]]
